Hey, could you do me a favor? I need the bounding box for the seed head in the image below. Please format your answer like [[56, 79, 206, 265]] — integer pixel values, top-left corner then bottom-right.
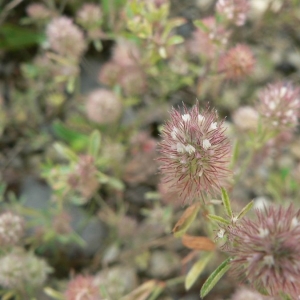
[[85, 89, 122, 124], [65, 275, 100, 300], [216, 0, 249, 26], [46, 16, 86, 59], [158, 103, 231, 203], [257, 82, 300, 132], [0, 211, 24, 247], [218, 44, 255, 80], [225, 205, 300, 298]]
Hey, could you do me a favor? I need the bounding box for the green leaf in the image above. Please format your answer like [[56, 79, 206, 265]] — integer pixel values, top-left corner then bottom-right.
[[207, 214, 230, 225], [53, 143, 78, 162], [193, 20, 209, 32], [185, 252, 214, 290], [200, 257, 231, 298], [88, 130, 101, 159], [236, 201, 253, 220], [221, 188, 232, 218], [167, 35, 184, 46], [52, 120, 89, 151], [43, 287, 64, 300], [0, 24, 44, 50]]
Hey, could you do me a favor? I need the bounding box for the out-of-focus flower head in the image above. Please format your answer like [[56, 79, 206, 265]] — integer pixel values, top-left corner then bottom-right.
[[76, 3, 102, 30], [218, 44, 255, 80], [216, 0, 249, 26], [65, 275, 100, 300], [186, 17, 230, 60], [112, 39, 141, 68], [158, 103, 231, 203], [256, 82, 300, 132], [26, 3, 53, 21], [225, 205, 300, 298], [0, 249, 52, 290], [231, 286, 275, 300], [0, 211, 24, 247], [85, 89, 122, 124], [46, 16, 86, 59], [232, 106, 259, 131], [67, 155, 99, 201]]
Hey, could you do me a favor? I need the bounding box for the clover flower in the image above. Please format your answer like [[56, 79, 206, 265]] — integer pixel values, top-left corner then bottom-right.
[[257, 82, 300, 132], [231, 287, 275, 300], [65, 275, 100, 300], [26, 3, 53, 20], [232, 106, 259, 131], [218, 44, 255, 80], [186, 17, 230, 60], [158, 103, 231, 203], [225, 205, 300, 298], [0, 211, 24, 247], [0, 249, 52, 290], [46, 16, 86, 59], [76, 3, 102, 30], [85, 89, 122, 124], [216, 0, 249, 26]]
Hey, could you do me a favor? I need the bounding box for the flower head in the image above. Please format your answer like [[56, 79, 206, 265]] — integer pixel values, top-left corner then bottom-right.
[[257, 82, 300, 132], [225, 205, 300, 298], [0, 249, 52, 290], [158, 103, 231, 203], [216, 0, 249, 26], [185, 16, 230, 60], [26, 3, 53, 20], [218, 44, 255, 80], [231, 287, 275, 300], [65, 275, 100, 300], [85, 89, 122, 124], [232, 106, 259, 131], [0, 211, 24, 247], [76, 3, 102, 30], [46, 16, 86, 59]]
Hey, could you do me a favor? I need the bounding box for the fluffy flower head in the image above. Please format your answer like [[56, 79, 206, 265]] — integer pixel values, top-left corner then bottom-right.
[[225, 205, 300, 298], [46, 16, 86, 59], [216, 0, 249, 26], [159, 103, 231, 203], [218, 44, 255, 80], [85, 89, 122, 124], [0, 211, 24, 247], [257, 82, 300, 131], [65, 275, 100, 300]]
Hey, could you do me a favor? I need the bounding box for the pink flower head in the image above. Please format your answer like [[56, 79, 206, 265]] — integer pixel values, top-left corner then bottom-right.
[[257, 82, 300, 131], [158, 103, 231, 203], [216, 0, 249, 26], [46, 16, 86, 59], [225, 205, 300, 298], [65, 275, 100, 300], [186, 16, 230, 60], [76, 3, 102, 29], [218, 44, 255, 80]]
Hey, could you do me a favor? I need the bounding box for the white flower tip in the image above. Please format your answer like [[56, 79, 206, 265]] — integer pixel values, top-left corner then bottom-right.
[[203, 139, 211, 150], [182, 114, 191, 122]]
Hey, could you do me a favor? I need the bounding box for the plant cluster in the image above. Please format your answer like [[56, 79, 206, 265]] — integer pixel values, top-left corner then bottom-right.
[[0, 0, 300, 299]]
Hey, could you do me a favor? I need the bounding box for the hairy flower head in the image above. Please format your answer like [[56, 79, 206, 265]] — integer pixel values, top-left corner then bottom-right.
[[158, 103, 231, 203], [216, 0, 249, 26], [257, 82, 300, 132], [0, 211, 24, 247], [65, 275, 100, 300], [46, 16, 86, 59], [218, 44, 255, 80], [225, 205, 300, 298]]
